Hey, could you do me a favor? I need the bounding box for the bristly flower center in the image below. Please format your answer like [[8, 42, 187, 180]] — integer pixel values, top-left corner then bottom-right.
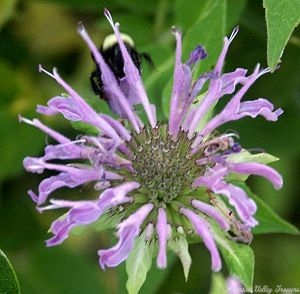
[[126, 124, 204, 205]]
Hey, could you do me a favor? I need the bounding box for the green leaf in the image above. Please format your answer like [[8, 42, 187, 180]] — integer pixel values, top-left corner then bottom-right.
[[227, 150, 279, 165], [0, 0, 17, 30], [231, 181, 299, 235], [138, 252, 177, 294], [0, 250, 20, 294], [209, 274, 228, 294], [168, 235, 192, 281], [213, 225, 254, 291], [174, 0, 207, 30], [254, 195, 299, 235], [242, 185, 299, 235], [0, 61, 19, 105], [226, 0, 247, 31], [0, 112, 46, 181], [17, 246, 107, 294], [126, 232, 154, 294], [263, 0, 300, 71], [70, 121, 99, 136]]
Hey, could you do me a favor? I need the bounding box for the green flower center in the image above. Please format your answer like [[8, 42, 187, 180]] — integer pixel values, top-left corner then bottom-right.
[[126, 124, 204, 206]]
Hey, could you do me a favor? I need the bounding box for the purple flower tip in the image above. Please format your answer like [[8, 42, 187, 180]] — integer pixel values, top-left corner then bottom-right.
[[187, 45, 207, 66], [103, 8, 110, 17]]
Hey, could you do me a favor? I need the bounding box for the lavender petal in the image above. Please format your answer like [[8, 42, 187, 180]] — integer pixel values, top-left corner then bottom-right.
[[98, 203, 153, 269], [156, 208, 168, 269], [180, 208, 221, 271], [192, 199, 230, 231], [228, 162, 283, 189]]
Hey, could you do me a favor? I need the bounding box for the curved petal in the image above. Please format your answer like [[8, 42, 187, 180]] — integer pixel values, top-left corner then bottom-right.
[[46, 202, 102, 246], [45, 182, 139, 246], [98, 203, 153, 269], [192, 199, 230, 231], [98, 225, 139, 269], [180, 208, 221, 272], [156, 208, 168, 268], [228, 162, 283, 189]]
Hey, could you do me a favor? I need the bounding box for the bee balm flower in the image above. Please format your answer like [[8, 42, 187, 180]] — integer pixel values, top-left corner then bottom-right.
[[21, 9, 283, 281]]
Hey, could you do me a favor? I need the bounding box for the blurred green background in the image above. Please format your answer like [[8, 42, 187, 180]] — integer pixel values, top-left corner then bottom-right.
[[0, 0, 299, 293]]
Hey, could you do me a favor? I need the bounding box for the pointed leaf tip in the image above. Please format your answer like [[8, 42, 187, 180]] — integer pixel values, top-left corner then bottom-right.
[[0, 250, 20, 294]]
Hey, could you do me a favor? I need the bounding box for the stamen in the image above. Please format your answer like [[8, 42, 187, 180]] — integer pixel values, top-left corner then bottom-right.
[[228, 26, 239, 43], [103, 8, 114, 26], [38, 64, 56, 79], [18, 115, 34, 125], [258, 66, 271, 77]]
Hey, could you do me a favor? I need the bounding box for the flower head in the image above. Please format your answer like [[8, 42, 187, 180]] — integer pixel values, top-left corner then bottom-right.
[[21, 9, 283, 282]]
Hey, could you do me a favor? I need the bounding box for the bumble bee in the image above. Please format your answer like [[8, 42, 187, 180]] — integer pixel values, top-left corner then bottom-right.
[[90, 33, 151, 99]]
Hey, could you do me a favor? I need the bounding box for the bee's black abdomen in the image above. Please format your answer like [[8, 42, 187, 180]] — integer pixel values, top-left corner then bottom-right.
[[89, 34, 148, 104], [90, 69, 103, 97]]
